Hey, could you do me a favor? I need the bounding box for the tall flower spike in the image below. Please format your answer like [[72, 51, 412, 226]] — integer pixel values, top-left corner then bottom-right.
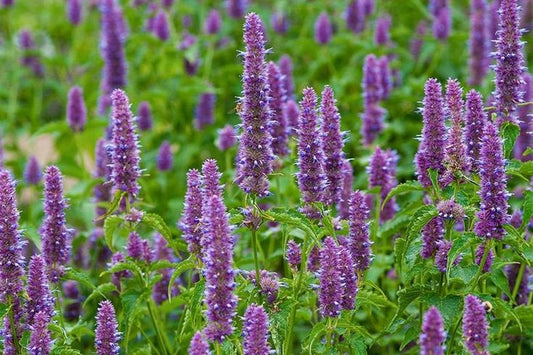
[[283, 99, 300, 137], [194, 93, 216, 131], [226, 0, 248, 19], [338, 159, 354, 219], [444, 78, 470, 178], [435, 240, 452, 273], [217, 125, 237, 151], [127, 232, 152, 262], [432, 6, 451, 40], [493, 0, 525, 125], [368, 147, 398, 222], [361, 54, 386, 145], [374, 15, 391, 46], [110, 89, 141, 200], [153, 10, 170, 41], [24, 155, 42, 185], [67, 0, 83, 25], [468, 0, 489, 86], [462, 295, 489, 355], [18, 30, 44, 77], [297, 87, 326, 219], [319, 237, 342, 317], [41, 165, 71, 282], [67, 86, 87, 133], [378, 56, 392, 100], [278, 55, 295, 100], [314, 12, 333, 45], [234, 13, 273, 197], [157, 141, 173, 171], [26, 255, 55, 325], [474, 120, 509, 240], [93, 138, 112, 225], [421, 217, 445, 259], [348, 191, 372, 272], [178, 169, 204, 256], [243, 304, 271, 354], [410, 21, 427, 60], [0, 169, 25, 354], [137, 101, 153, 131], [415, 78, 447, 187], [202, 195, 237, 342], [98, 0, 127, 114], [267, 62, 289, 157], [205, 9, 222, 35], [465, 90, 487, 173], [346, 0, 366, 34], [28, 311, 52, 355], [95, 300, 121, 355], [338, 244, 358, 310], [189, 331, 210, 355], [271, 11, 289, 35], [320, 85, 344, 206], [307, 245, 321, 273], [286, 240, 301, 270], [420, 306, 446, 355], [515, 73, 533, 161]]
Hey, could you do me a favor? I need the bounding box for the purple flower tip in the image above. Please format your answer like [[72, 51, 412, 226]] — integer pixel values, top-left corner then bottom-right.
[[420, 306, 446, 355], [205, 9, 222, 35], [349, 191, 372, 272], [24, 155, 42, 185], [194, 93, 216, 131], [271, 12, 289, 34], [178, 169, 204, 256], [226, 0, 248, 19], [153, 10, 170, 41], [319, 237, 342, 317], [67, 86, 87, 132], [286, 240, 302, 269], [157, 141, 173, 171], [28, 311, 52, 355], [217, 125, 237, 151], [26, 254, 55, 326], [67, 0, 83, 25], [243, 304, 271, 354], [314, 12, 333, 45], [189, 331, 210, 355], [95, 300, 121, 355], [462, 295, 489, 355], [137, 101, 153, 131]]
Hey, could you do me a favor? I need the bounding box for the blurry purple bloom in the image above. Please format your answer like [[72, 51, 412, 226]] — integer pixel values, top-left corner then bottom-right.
[[374, 15, 391, 46], [435, 240, 452, 273], [307, 245, 321, 273], [433, 6, 451, 40], [93, 139, 112, 225], [346, 0, 365, 33], [162, 0, 174, 8], [28, 311, 52, 355], [0, 132, 4, 168], [314, 12, 333, 45], [465, 90, 487, 173], [286, 240, 301, 269], [226, 0, 248, 19], [127, 232, 152, 263], [505, 263, 531, 305], [515, 73, 533, 160], [153, 10, 170, 41], [189, 331, 210, 355], [378, 56, 392, 100], [319, 237, 342, 318], [67, 86, 87, 132], [110, 252, 130, 289], [95, 300, 121, 355], [338, 244, 357, 310], [429, 0, 448, 16], [421, 217, 444, 259], [157, 141, 173, 171], [194, 93, 216, 130], [26, 255, 54, 326], [349, 191, 372, 272], [243, 304, 271, 354], [179, 169, 203, 256], [184, 57, 200, 76], [179, 32, 197, 50], [1, 0, 14, 8], [18, 30, 44, 77], [67, 0, 83, 25], [24, 155, 42, 185], [368, 147, 398, 222], [469, 0, 490, 86], [283, 99, 299, 137], [420, 306, 446, 355], [271, 11, 289, 34], [152, 234, 179, 304], [268, 62, 289, 156], [444, 79, 470, 178], [410, 21, 427, 60], [217, 125, 237, 151], [489, 0, 500, 46], [362, 0, 375, 15], [361, 54, 386, 145], [462, 295, 489, 355], [278, 54, 295, 100], [137, 101, 153, 131], [63, 280, 80, 300], [205, 9, 222, 35], [475, 243, 494, 272], [338, 159, 354, 219]]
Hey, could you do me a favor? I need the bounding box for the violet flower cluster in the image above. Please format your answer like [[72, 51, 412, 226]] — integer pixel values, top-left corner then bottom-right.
[[462, 295, 489, 355], [178, 171, 203, 257], [468, 0, 490, 86], [348, 190, 372, 272], [361, 54, 387, 146], [420, 306, 446, 355], [95, 300, 121, 355], [444, 79, 470, 179], [18, 30, 44, 77], [242, 304, 271, 354], [137, 101, 153, 131], [465, 90, 487, 173], [157, 141, 173, 171], [368, 147, 398, 222], [26, 255, 55, 326], [268, 61, 289, 157], [515, 73, 533, 161], [429, 0, 451, 40], [24, 155, 42, 185], [189, 332, 210, 355], [338, 159, 354, 219], [67, 0, 83, 25], [67, 86, 87, 132], [217, 125, 237, 151], [194, 93, 216, 131], [314, 12, 333, 45], [28, 311, 52, 355], [421, 217, 445, 259]]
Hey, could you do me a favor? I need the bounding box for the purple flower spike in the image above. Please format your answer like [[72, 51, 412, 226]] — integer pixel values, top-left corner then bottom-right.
[[179, 169, 204, 256], [110, 89, 141, 199], [243, 304, 271, 354], [67, 86, 87, 133], [437, 200, 465, 221], [505, 263, 531, 305], [462, 295, 489, 355], [202, 159, 223, 201], [203, 195, 237, 343], [493, 0, 525, 125], [0, 132, 4, 168], [338, 245, 358, 310], [348, 191, 372, 272], [475, 243, 494, 272], [152, 234, 178, 304], [28, 311, 52, 355], [420, 306, 446, 355], [127, 232, 152, 262], [368, 147, 398, 222], [361, 54, 386, 145], [41, 166, 71, 282], [194, 93, 216, 131], [444, 78, 469, 178], [415, 78, 447, 187], [205, 9, 222, 35], [283, 99, 300, 137], [374, 15, 391, 46], [465, 90, 487, 173], [93, 139, 112, 225], [432, 6, 451, 40], [421, 217, 444, 259], [250, 270, 279, 304], [98, 0, 127, 114], [297, 87, 326, 219], [110, 252, 130, 289], [217, 125, 237, 151], [410, 21, 427, 60], [286, 240, 301, 269], [95, 300, 121, 355], [319, 237, 342, 318], [268, 62, 289, 157], [271, 12, 289, 35], [189, 331, 210, 355], [278, 55, 295, 100], [362, 0, 375, 15], [26, 255, 54, 326], [226, 0, 248, 19], [153, 10, 170, 41], [235, 13, 274, 197], [474, 120, 509, 240], [435, 240, 452, 273], [346, 0, 366, 34], [468, 0, 489, 86], [307, 245, 321, 273], [24, 155, 42, 185], [314, 12, 333, 45], [338, 160, 354, 219], [162, 0, 174, 8], [67, 0, 83, 25], [515, 73, 533, 161], [157, 141, 173, 171], [18, 30, 44, 77], [137, 101, 153, 131], [378, 56, 392, 100], [320, 86, 344, 206], [1, 0, 14, 8]]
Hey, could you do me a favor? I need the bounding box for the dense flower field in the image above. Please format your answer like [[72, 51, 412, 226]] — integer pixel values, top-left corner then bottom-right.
[[0, 0, 532, 354]]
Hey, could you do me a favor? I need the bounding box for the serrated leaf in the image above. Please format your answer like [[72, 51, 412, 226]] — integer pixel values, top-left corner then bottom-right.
[[142, 213, 186, 254], [380, 215, 410, 239], [400, 325, 419, 351], [121, 289, 149, 350], [520, 190, 533, 233], [98, 191, 126, 225], [428, 169, 440, 193], [302, 320, 326, 351], [168, 257, 195, 301], [446, 233, 474, 280], [261, 208, 320, 246], [63, 269, 95, 290], [103, 215, 122, 252], [501, 122, 520, 159], [102, 261, 143, 277], [382, 180, 424, 207], [406, 205, 439, 242], [347, 334, 367, 354], [490, 269, 513, 300], [397, 286, 430, 315], [83, 283, 117, 307], [514, 305, 533, 334], [50, 346, 83, 355], [149, 260, 175, 272]]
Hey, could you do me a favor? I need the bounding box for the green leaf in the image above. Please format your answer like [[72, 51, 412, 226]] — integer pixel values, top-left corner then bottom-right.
[[400, 325, 420, 351], [121, 289, 149, 349], [0, 303, 7, 319], [261, 208, 320, 246], [34, 121, 69, 136], [380, 215, 410, 239], [168, 257, 195, 301], [520, 190, 533, 233], [142, 213, 187, 253], [103, 215, 122, 252], [63, 269, 95, 290], [501, 122, 520, 159], [406, 205, 439, 242], [149, 260, 175, 272], [302, 320, 326, 352], [446, 233, 475, 280], [99, 191, 127, 223], [397, 285, 430, 315], [83, 283, 118, 308], [514, 305, 533, 334], [50, 346, 83, 355], [490, 269, 513, 300], [382, 180, 424, 207], [347, 334, 367, 354], [428, 169, 440, 194]]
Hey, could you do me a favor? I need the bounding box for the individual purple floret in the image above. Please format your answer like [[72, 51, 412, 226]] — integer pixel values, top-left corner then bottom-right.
[[432, 6, 451, 40], [268, 62, 289, 157], [420, 306, 446, 355], [410, 21, 427, 60], [505, 263, 531, 305], [320, 85, 344, 206], [137, 101, 153, 131], [278, 55, 295, 100], [179, 32, 197, 51], [361, 54, 386, 145], [67, 86, 87, 133], [41, 165, 71, 282], [374, 15, 391, 46], [415, 78, 447, 187], [444, 79, 469, 179], [18, 30, 44, 77], [378, 56, 392, 100], [346, 0, 365, 34], [235, 13, 274, 197], [28, 311, 52, 355], [368, 147, 398, 222], [468, 0, 489, 86], [189, 331, 210, 355], [307, 245, 321, 273], [110, 89, 141, 199], [474, 120, 509, 240], [24, 155, 42, 185], [319, 237, 342, 317], [297, 87, 326, 219], [157, 141, 173, 171], [202, 194, 237, 343], [314, 12, 333, 45], [98, 0, 127, 114], [95, 300, 121, 355], [194, 93, 216, 130], [271, 11, 289, 34], [286, 240, 301, 270], [462, 295, 489, 355], [421, 217, 445, 259], [243, 304, 271, 354], [226, 0, 247, 18], [515, 73, 532, 161], [217, 125, 237, 151], [153, 10, 170, 41], [338, 159, 354, 219], [283, 99, 299, 137], [465, 90, 487, 173], [493, 0, 525, 125], [205, 9, 222, 35], [178, 169, 203, 256], [475, 243, 494, 272], [67, 0, 83, 25], [348, 191, 372, 272], [25, 255, 54, 326], [435, 240, 452, 273], [338, 244, 357, 310]]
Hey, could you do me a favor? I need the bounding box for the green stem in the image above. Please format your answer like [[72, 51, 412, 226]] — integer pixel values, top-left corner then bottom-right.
[[147, 300, 171, 355], [510, 263, 526, 305], [7, 295, 21, 355], [214, 342, 222, 355], [469, 240, 492, 292], [326, 317, 333, 349], [251, 227, 262, 288], [446, 315, 463, 355]]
